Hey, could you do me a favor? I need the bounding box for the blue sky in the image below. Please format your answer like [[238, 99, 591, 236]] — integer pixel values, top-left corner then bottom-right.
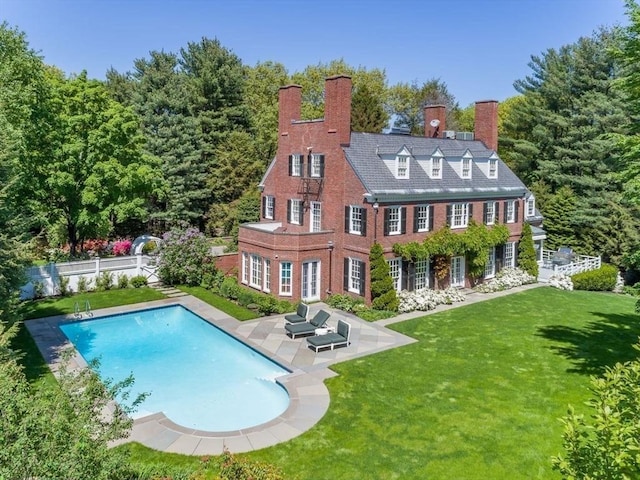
[[1, 0, 629, 107]]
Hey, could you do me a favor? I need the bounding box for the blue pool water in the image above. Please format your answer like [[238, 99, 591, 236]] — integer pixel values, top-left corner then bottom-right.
[[60, 305, 290, 431]]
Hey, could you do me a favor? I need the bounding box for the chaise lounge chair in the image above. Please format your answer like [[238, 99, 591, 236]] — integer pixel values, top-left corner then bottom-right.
[[284, 302, 309, 324], [285, 309, 330, 339], [307, 319, 351, 352]]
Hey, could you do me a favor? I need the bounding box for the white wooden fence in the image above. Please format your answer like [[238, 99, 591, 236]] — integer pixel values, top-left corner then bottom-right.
[[21, 255, 159, 299], [541, 249, 602, 276]]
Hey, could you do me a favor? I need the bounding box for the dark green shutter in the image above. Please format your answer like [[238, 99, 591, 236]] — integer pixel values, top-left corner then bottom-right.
[[343, 258, 349, 291], [468, 203, 473, 222], [345, 206, 350, 233], [400, 207, 406, 234], [413, 206, 419, 233], [446, 205, 452, 226], [429, 205, 434, 231], [319, 154, 325, 178], [503, 201, 508, 223], [361, 208, 367, 236], [287, 199, 291, 223], [359, 260, 366, 295], [288, 155, 293, 176], [262, 197, 266, 218], [515, 201, 519, 222], [383, 208, 390, 236], [495, 202, 500, 223], [483, 202, 488, 224]]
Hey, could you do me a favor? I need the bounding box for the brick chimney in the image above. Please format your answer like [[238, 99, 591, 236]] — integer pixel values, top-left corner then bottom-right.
[[474, 100, 499, 151], [424, 104, 446, 138], [278, 84, 302, 133], [324, 75, 352, 145]]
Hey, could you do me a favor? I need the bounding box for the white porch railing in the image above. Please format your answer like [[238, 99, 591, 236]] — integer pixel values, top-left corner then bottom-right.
[[22, 255, 159, 299], [541, 249, 601, 276]]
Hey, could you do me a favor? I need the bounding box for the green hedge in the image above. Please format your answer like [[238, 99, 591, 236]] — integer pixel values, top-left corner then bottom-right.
[[571, 264, 618, 291]]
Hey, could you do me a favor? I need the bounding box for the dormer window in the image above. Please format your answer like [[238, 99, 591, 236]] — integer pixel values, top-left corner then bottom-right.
[[526, 195, 535, 218], [431, 155, 442, 179], [488, 158, 498, 178], [396, 154, 409, 179], [462, 157, 472, 179]]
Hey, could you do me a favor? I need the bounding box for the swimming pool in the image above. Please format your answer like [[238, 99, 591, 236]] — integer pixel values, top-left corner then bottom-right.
[[59, 305, 290, 432]]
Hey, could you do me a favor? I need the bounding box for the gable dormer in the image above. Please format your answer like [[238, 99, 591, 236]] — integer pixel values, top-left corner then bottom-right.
[[425, 148, 444, 179], [477, 152, 499, 179], [451, 150, 473, 180], [380, 145, 413, 179]]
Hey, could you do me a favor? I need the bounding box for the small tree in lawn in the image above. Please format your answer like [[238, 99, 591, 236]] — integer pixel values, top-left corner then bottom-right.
[[157, 227, 216, 286], [518, 222, 539, 278], [369, 242, 399, 312]]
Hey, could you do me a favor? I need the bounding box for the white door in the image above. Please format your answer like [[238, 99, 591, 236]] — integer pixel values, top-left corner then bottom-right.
[[301, 261, 321, 301], [450, 256, 465, 287]]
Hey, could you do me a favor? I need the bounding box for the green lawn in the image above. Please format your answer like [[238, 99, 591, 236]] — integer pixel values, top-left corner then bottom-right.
[[177, 285, 260, 320], [17, 287, 639, 478]]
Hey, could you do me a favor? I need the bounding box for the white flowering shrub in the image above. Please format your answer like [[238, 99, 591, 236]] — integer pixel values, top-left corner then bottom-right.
[[549, 273, 573, 291], [474, 267, 536, 293], [398, 287, 466, 313]]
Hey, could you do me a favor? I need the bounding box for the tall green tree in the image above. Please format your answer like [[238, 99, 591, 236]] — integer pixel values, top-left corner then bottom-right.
[[22, 72, 159, 255], [369, 242, 399, 312], [517, 222, 539, 277], [351, 81, 389, 133], [388, 79, 459, 135]]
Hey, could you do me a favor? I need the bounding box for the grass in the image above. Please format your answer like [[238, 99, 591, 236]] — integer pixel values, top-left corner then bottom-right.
[[18, 287, 166, 320], [16, 286, 639, 478], [176, 285, 260, 320]]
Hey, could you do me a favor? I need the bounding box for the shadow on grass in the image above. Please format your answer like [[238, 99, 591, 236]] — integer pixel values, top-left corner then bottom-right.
[[537, 311, 640, 376]]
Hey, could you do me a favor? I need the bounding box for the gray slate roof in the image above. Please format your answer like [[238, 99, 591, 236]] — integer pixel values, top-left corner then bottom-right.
[[344, 132, 528, 203]]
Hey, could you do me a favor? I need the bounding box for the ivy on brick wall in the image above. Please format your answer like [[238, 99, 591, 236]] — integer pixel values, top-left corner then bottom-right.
[[392, 221, 510, 282]]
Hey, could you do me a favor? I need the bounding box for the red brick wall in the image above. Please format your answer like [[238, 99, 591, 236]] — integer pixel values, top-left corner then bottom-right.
[[474, 100, 499, 151], [214, 253, 238, 276], [424, 105, 446, 138]]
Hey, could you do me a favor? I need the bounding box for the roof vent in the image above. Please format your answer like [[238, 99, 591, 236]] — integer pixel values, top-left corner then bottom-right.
[[443, 130, 456, 139], [456, 131, 474, 141]]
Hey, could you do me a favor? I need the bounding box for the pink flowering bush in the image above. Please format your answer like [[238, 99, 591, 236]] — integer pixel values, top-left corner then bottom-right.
[[112, 239, 132, 256]]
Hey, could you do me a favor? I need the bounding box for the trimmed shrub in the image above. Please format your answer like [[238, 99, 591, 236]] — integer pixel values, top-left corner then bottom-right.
[[141, 240, 157, 255], [117, 274, 129, 289], [57, 275, 71, 296], [219, 276, 240, 300], [326, 293, 364, 313], [77, 275, 91, 293], [369, 242, 398, 311], [398, 287, 466, 313], [571, 264, 618, 291], [32, 281, 45, 299], [517, 223, 539, 277], [130, 275, 148, 288], [475, 267, 536, 293], [95, 271, 113, 291], [549, 274, 574, 291]]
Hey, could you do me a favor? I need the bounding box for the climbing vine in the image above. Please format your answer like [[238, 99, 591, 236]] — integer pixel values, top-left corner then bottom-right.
[[392, 221, 510, 285]]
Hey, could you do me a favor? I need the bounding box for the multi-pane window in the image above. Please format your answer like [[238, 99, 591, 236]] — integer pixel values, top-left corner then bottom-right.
[[388, 258, 402, 291], [484, 247, 496, 279], [347, 205, 366, 235], [250, 254, 262, 288], [397, 155, 409, 178], [450, 202, 470, 228], [385, 206, 404, 235], [264, 259, 271, 292], [488, 158, 497, 178], [310, 154, 323, 178], [431, 156, 442, 178], [289, 154, 302, 177], [505, 242, 516, 268], [310, 201, 321, 232], [484, 201, 496, 225], [414, 259, 430, 290], [288, 199, 303, 225], [526, 197, 535, 217], [241, 252, 249, 284], [415, 205, 430, 232], [505, 200, 515, 223], [349, 258, 362, 294], [462, 157, 471, 179], [263, 195, 275, 220], [279, 262, 292, 296]]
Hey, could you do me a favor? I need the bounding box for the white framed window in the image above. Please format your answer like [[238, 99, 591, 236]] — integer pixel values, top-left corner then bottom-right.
[[348, 205, 364, 235], [526, 196, 535, 217], [505, 242, 516, 268], [385, 206, 404, 236], [347, 258, 363, 294], [484, 201, 496, 225], [288, 199, 303, 225], [462, 157, 472, 179], [290, 154, 302, 177], [484, 247, 496, 279], [388, 258, 402, 291], [310, 201, 321, 232], [279, 261, 292, 296], [241, 252, 249, 284], [415, 205, 430, 232], [450, 202, 469, 229], [414, 259, 430, 290], [396, 154, 409, 179], [250, 254, 262, 288], [505, 200, 515, 223], [264, 259, 271, 293], [310, 153, 323, 178], [263, 195, 275, 220], [488, 158, 498, 178], [450, 256, 465, 287], [431, 156, 442, 178]]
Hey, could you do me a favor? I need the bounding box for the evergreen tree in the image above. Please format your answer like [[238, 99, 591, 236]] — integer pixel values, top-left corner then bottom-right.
[[351, 82, 389, 133], [517, 223, 539, 277], [542, 186, 578, 251], [369, 242, 399, 312]]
